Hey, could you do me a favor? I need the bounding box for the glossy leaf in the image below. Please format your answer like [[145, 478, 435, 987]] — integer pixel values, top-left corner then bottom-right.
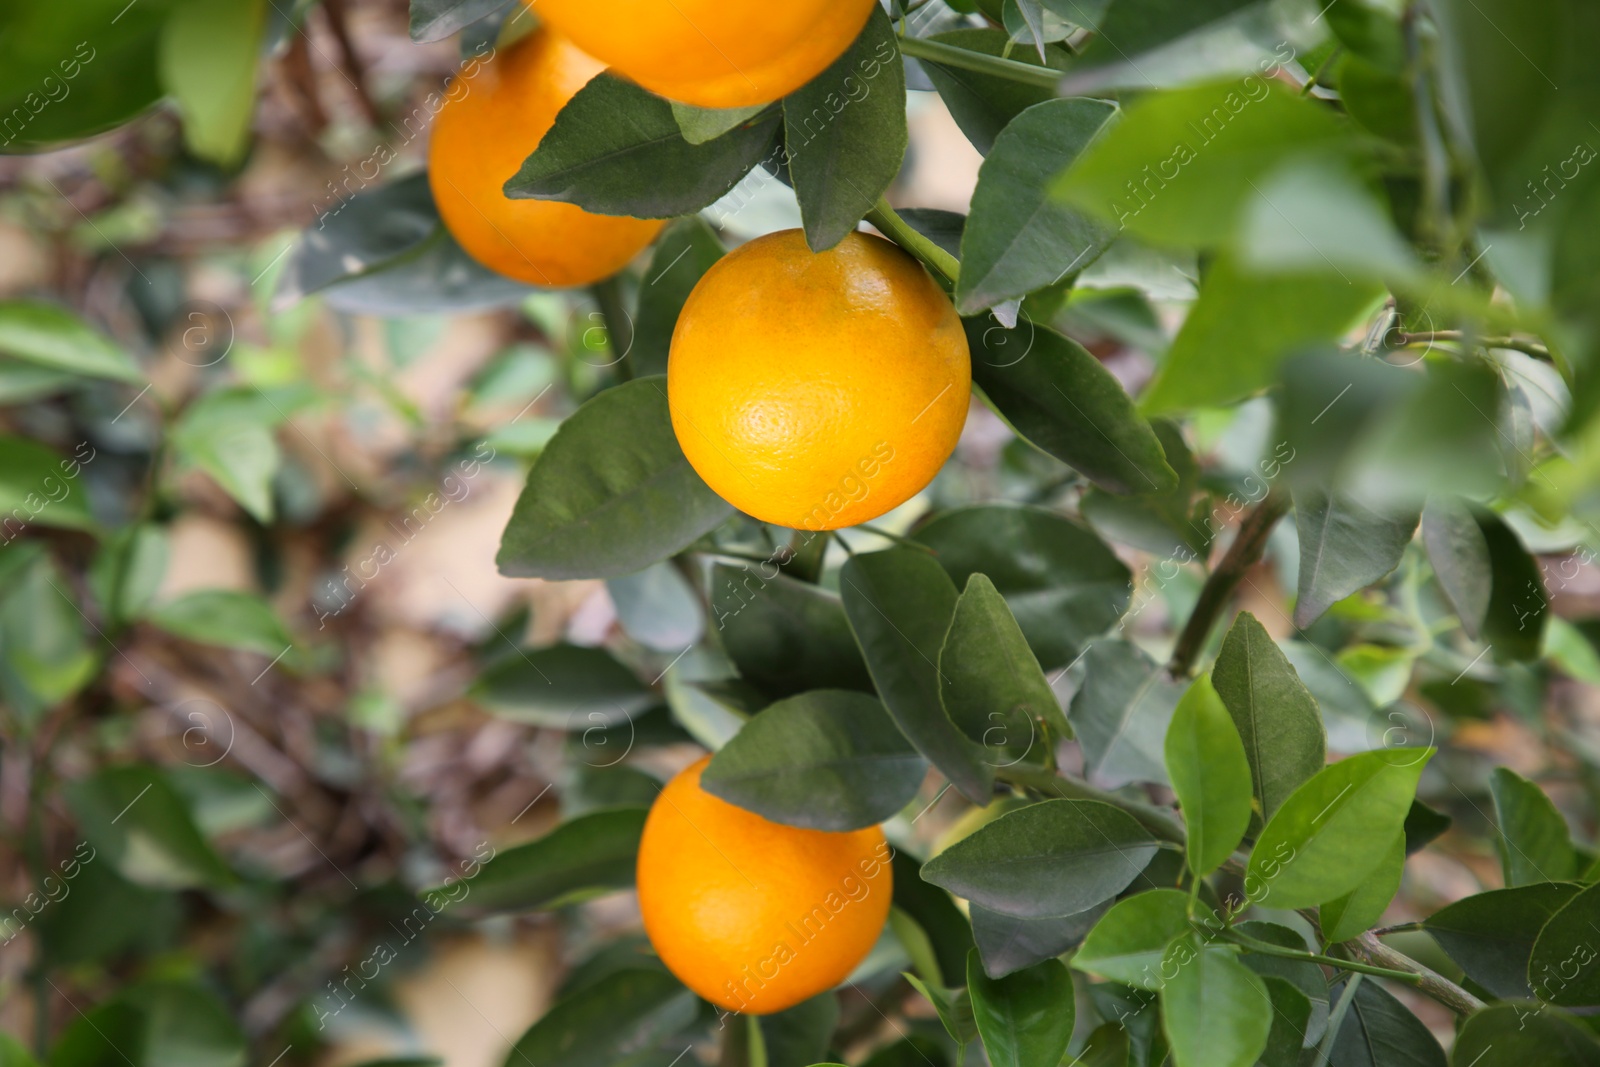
[[497, 377, 734, 580], [1292, 487, 1419, 629], [964, 317, 1178, 495], [1158, 935, 1272, 1067], [1451, 1003, 1600, 1067], [1424, 882, 1579, 999], [1324, 979, 1446, 1067], [966, 950, 1075, 1067], [1419, 497, 1489, 639], [1068, 640, 1185, 787], [1320, 832, 1404, 943], [1211, 611, 1326, 823], [915, 29, 1071, 154], [1072, 889, 1193, 989], [784, 6, 906, 250], [500, 969, 697, 1067], [0, 301, 141, 382], [607, 561, 704, 653], [969, 900, 1107, 979], [476, 643, 655, 728], [1529, 881, 1600, 1005], [1257, 977, 1313, 1067], [1491, 766, 1579, 885], [711, 562, 874, 698], [632, 218, 724, 378], [701, 689, 925, 830], [920, 799, 1159, 918], [956, 98, 1118, 314], [1246, 749, 1432, 910], [940, 573, 1068, 762], [840, 549, 992, 802], [1165, 674, 1252, 876], [505, 73, 781, 218], [436, 809, 647, 915]]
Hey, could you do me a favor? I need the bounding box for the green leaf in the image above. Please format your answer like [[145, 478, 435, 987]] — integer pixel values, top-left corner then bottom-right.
[[784, 6, 906, 251], [1320, 832, 1404, 943], [497, 377, 734, 580], [956, 98, 1118, 314], [759, 993, 840, 1067], [0, 1034, 38, 1067], [158, 0, 266, 164], [65, 766, 234, 890], [914, 504, 1132, 670], [1478, 509, 1549, 662], [1529, 881, 1600, 1005], [1325, 979, 1446, 1067], [1292, 487, 1419, 629], [1491, 767, 1579, 885], [671, 101, 771, 145], [33, 857, 180, 969], [144, 590, 294, 660], [505, 73, 781, 218], [1165, 674, 1252, 876], [904, 972, 979, 1047], [1072, 888, 1194, 989], [1257, 976, 1312, 1067], [1068, 640, 1186, 787], [970, 900, 1107, 979], [1235, 921, 1329, 1048], [893, 851, 976, 986], [633, 218, 724, 378], [89, 524, 169, 625], [1247, 749, 1431, 910], [120, 978, 248, 1067], [1211, 612, 1326, 824], [920, 799, 1159, 918], [501, 969, 697, 1067], [171, 389, 287, 523], [0, 435, 97, 534], [1421, 496, 1492, 639], [711, 562, 874, 698], [1068, 1023, 1131, 1067], [1424, 882, 1579, 1000], [436, 808, 647, 915], [840, 549, 993, 802], [476, 643, 654, 729], [408, 0, 511, 42], [964, 317, 1177, 495], [700, 689, 926, 831], [940, 573, 1068, 762], [915, 29, 1072, 155], [1139, 256, 1384, 416], [966, 949, 1075, 1067], [0, 301, 141, 382], [1451, 1003, 1600, 1067], [49, 1001, 145, 1067], [0, 550, 97, 721], [608, 561, 704, 653], [1055, 80, 1352, 244], [1157, 935, 1272, 1067]]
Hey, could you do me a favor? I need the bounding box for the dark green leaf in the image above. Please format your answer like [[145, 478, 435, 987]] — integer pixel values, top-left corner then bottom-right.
[[1321, 832, 1404, 943], [501, 969, 697, 1067], [966, 949, 1075, 1067], [940, 573, 1068, 762], [1424, 882, 1579, 1000], [633, 218, 724, 378], [784, 6, 906, 250], [701, 689, 925, 830], [1068, 640, 1185, 787], [0, 301, 141, 382], [145, 590, 293, 659], [759, 993, 840, 1067], [436, 808, 647, 914], [0, 435, 97, 534], [1211, 611, 1326, 823], [1165, 674, 1251, 876], [1292, 487, 1419, 629], [120, 978, 248, 1067], [964, 318, 1177, 495], [1450, 1003, 1600, 1067], [915, 29, 1072, 155], [1157, 934, 1272, 1067], [862, 1038, 951, 1067], [711, 562, 874, 699], [505, 73, 781, 218], [497, 377, 734, 580], [65, 766, 234, 890], [37, 859, 181, 967], [1070, 1022, 1131, 1067], [1478, 509, 1549, 662], [1236, 921, 1329, 1048], [904, 973, 979, 1047], [893, 850, 976, 986], [0, 550, 97, 720], [408, 0, 511, 42], [840, 549, 993, 802], [920, 799, 1159, 918], [608, 561, 704, 652], [1491, 766, 1579, 885], [1258, 976, 1312, 1067], [1247, 749, 1432, 910], [956, 98, 1118, 313], [49, 1001, 145, 1067], [970, 900, 1107, 978], [1326, 978, 1446, 1067], [914, 504, 1132, 670], [1072, 889, 1193, 989], [1529, 880, 1600, 1005], [476, 643, 655, 728]]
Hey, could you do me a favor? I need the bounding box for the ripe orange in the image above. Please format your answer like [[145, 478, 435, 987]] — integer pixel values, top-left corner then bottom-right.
[[636, 756, 893, 1014], [668, 229, 970, 531], [527, 0, 878, 109], [428, 28, 664, 287]]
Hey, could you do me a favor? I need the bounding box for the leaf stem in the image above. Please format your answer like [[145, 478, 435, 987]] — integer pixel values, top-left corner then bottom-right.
[[1222, 929, 1422, 984], [1391, 330, 1553, 362], [895, 34, 1065, 91], [1342, 931, 1486, 1016], [996, 764, 1187, 844], [865, 197, 961, 284], [1168, 491, 1290, 678]]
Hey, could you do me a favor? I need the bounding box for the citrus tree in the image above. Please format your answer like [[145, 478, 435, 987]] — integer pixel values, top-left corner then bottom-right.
[[2, 1, 1600, 1066]]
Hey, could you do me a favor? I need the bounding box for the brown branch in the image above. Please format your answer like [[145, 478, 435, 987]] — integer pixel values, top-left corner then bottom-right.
[[319, 0, 382, 126], [1344, 931, 1487, 1017], [1168, 490, 1290, 678]]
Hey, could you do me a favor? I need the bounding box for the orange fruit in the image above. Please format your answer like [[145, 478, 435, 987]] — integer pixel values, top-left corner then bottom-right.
[[527, 0, 878, 109], [428, 28, 664, 287], [668, 229, 970, 531], [637, 755, 893, 1014]]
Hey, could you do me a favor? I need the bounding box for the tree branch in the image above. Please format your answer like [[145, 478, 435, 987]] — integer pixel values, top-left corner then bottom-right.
[[1343, 932, 1486, 1017], [1168, 490, 1290, 678]]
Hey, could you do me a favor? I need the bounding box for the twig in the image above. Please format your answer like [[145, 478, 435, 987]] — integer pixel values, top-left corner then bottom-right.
[[1168, 491, 1290, 677], [896, 34, 1064, 90], [1391, 330, 1552, 362], [864, 197, 961, 284], [320, 0, 382, 126], [1223, 929, 1422, 984], [1343, 931, 1486, 1017]]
